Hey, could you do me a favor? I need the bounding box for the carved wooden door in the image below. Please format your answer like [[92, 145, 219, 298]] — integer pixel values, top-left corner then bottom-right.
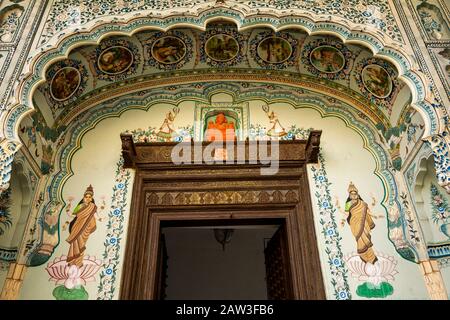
[[264, 224, 294, 300], [155, 233, 168, 300]]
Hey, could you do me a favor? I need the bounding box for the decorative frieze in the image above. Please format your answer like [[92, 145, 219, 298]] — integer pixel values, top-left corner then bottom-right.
[[0, 139, 19, 194], [426, 131, 450, 193], [145, 189, 299, 206]]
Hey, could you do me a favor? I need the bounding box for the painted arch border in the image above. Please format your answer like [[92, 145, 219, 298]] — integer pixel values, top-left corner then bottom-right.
[[3, 7, 444, 144], [24, 81, 422, 267]]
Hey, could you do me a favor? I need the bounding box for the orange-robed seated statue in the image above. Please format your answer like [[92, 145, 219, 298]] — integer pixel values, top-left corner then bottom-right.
[[205, 112, 236, 141]]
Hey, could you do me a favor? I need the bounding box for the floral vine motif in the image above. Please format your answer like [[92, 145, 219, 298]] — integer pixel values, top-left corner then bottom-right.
[[301, 38, 355, 81], [399, 192, 420, 245], [354, 57, 402, 115], [310, 152, 352, 300], [200, 27, 246, 68], [426, 133, 450, 194], [0, 4, 24, 42], [248, 126, 352, 298], [232, 0, 403, 42], [430, 183, 450, 239], [0, 142, 18, 192], [40, 0, 207, 46], [97, 157, 132, 300], [375, 122, 405, 171], [248, 124, 312, 141], [123, 125, 193, 143], [0, 188, 12, 235], [249, 31, 299, 69], [142, 30, 193, 71], [19, 108, 67, 175], [92, 39, 141, 82], [417, 4, 443, 40]]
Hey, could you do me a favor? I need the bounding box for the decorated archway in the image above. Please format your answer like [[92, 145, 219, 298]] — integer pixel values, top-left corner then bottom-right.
[[0, 3, 448, 300]]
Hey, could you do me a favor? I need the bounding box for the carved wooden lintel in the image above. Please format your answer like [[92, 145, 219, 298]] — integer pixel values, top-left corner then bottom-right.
[[305, 130, 322, 164], [120, 131, 322, 168], [120, 133, 137, 168]]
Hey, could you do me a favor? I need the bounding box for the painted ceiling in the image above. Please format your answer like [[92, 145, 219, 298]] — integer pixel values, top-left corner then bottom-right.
[[31, 22, 412, 133], [40, 0, 403, 47]]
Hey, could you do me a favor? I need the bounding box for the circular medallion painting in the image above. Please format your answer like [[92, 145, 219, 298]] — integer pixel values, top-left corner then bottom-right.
[[50, 67, 81, 101], [310, 45, 345, 73], [257, 36, 292, 64], [98, 46, 134, 75], [151, 36, 187, 64], [362, 64, 393, 98], [205, 34, 239, 62]]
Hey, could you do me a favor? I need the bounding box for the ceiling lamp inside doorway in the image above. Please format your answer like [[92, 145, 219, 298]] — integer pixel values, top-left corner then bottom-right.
[[213, 228, 234, 251]]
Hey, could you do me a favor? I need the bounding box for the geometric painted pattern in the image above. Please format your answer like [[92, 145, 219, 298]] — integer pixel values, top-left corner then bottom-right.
[[41, 0, 403, 45]]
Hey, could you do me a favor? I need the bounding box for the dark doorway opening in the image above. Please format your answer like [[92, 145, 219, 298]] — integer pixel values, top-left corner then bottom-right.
[[157, 219, 293, 300], [119, 135, 326, 300]]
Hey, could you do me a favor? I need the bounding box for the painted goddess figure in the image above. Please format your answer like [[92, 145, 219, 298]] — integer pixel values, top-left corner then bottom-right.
[[342, 182, 378, 264], [63, 185, 99, 268]]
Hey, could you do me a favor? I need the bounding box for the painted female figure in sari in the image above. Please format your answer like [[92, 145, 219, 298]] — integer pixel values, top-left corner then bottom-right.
[[64, 185, 98, 268], [343, 182, 378, 265]]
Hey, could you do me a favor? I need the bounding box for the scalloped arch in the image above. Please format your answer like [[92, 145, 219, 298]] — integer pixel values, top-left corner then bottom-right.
[[21, 81, 423, 266], [2, 7, 442, 144]]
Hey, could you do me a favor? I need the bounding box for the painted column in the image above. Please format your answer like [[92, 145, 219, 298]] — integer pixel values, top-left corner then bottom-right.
[[0, 262, 27, 300], [420, 260, 448, 300], [0, 139, 20, 194], [426, 131, 450, 194]]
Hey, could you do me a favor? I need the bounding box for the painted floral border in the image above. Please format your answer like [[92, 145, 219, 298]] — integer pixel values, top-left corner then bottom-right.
[[123, 125, 193, 143], [249, 124, 352, 299], [309, 152, 352, 300], [96, 157, 132, 300]]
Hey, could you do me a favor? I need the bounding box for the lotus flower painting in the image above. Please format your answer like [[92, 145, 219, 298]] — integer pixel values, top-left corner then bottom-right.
[[338, 182, 398, 298], [345, 251, 398, 298], [46, 255, 102, 300]]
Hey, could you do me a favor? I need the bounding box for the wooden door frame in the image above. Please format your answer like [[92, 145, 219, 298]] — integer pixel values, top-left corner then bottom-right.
[[119, 132, 326, 300], [142, 206, 303, 299]]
